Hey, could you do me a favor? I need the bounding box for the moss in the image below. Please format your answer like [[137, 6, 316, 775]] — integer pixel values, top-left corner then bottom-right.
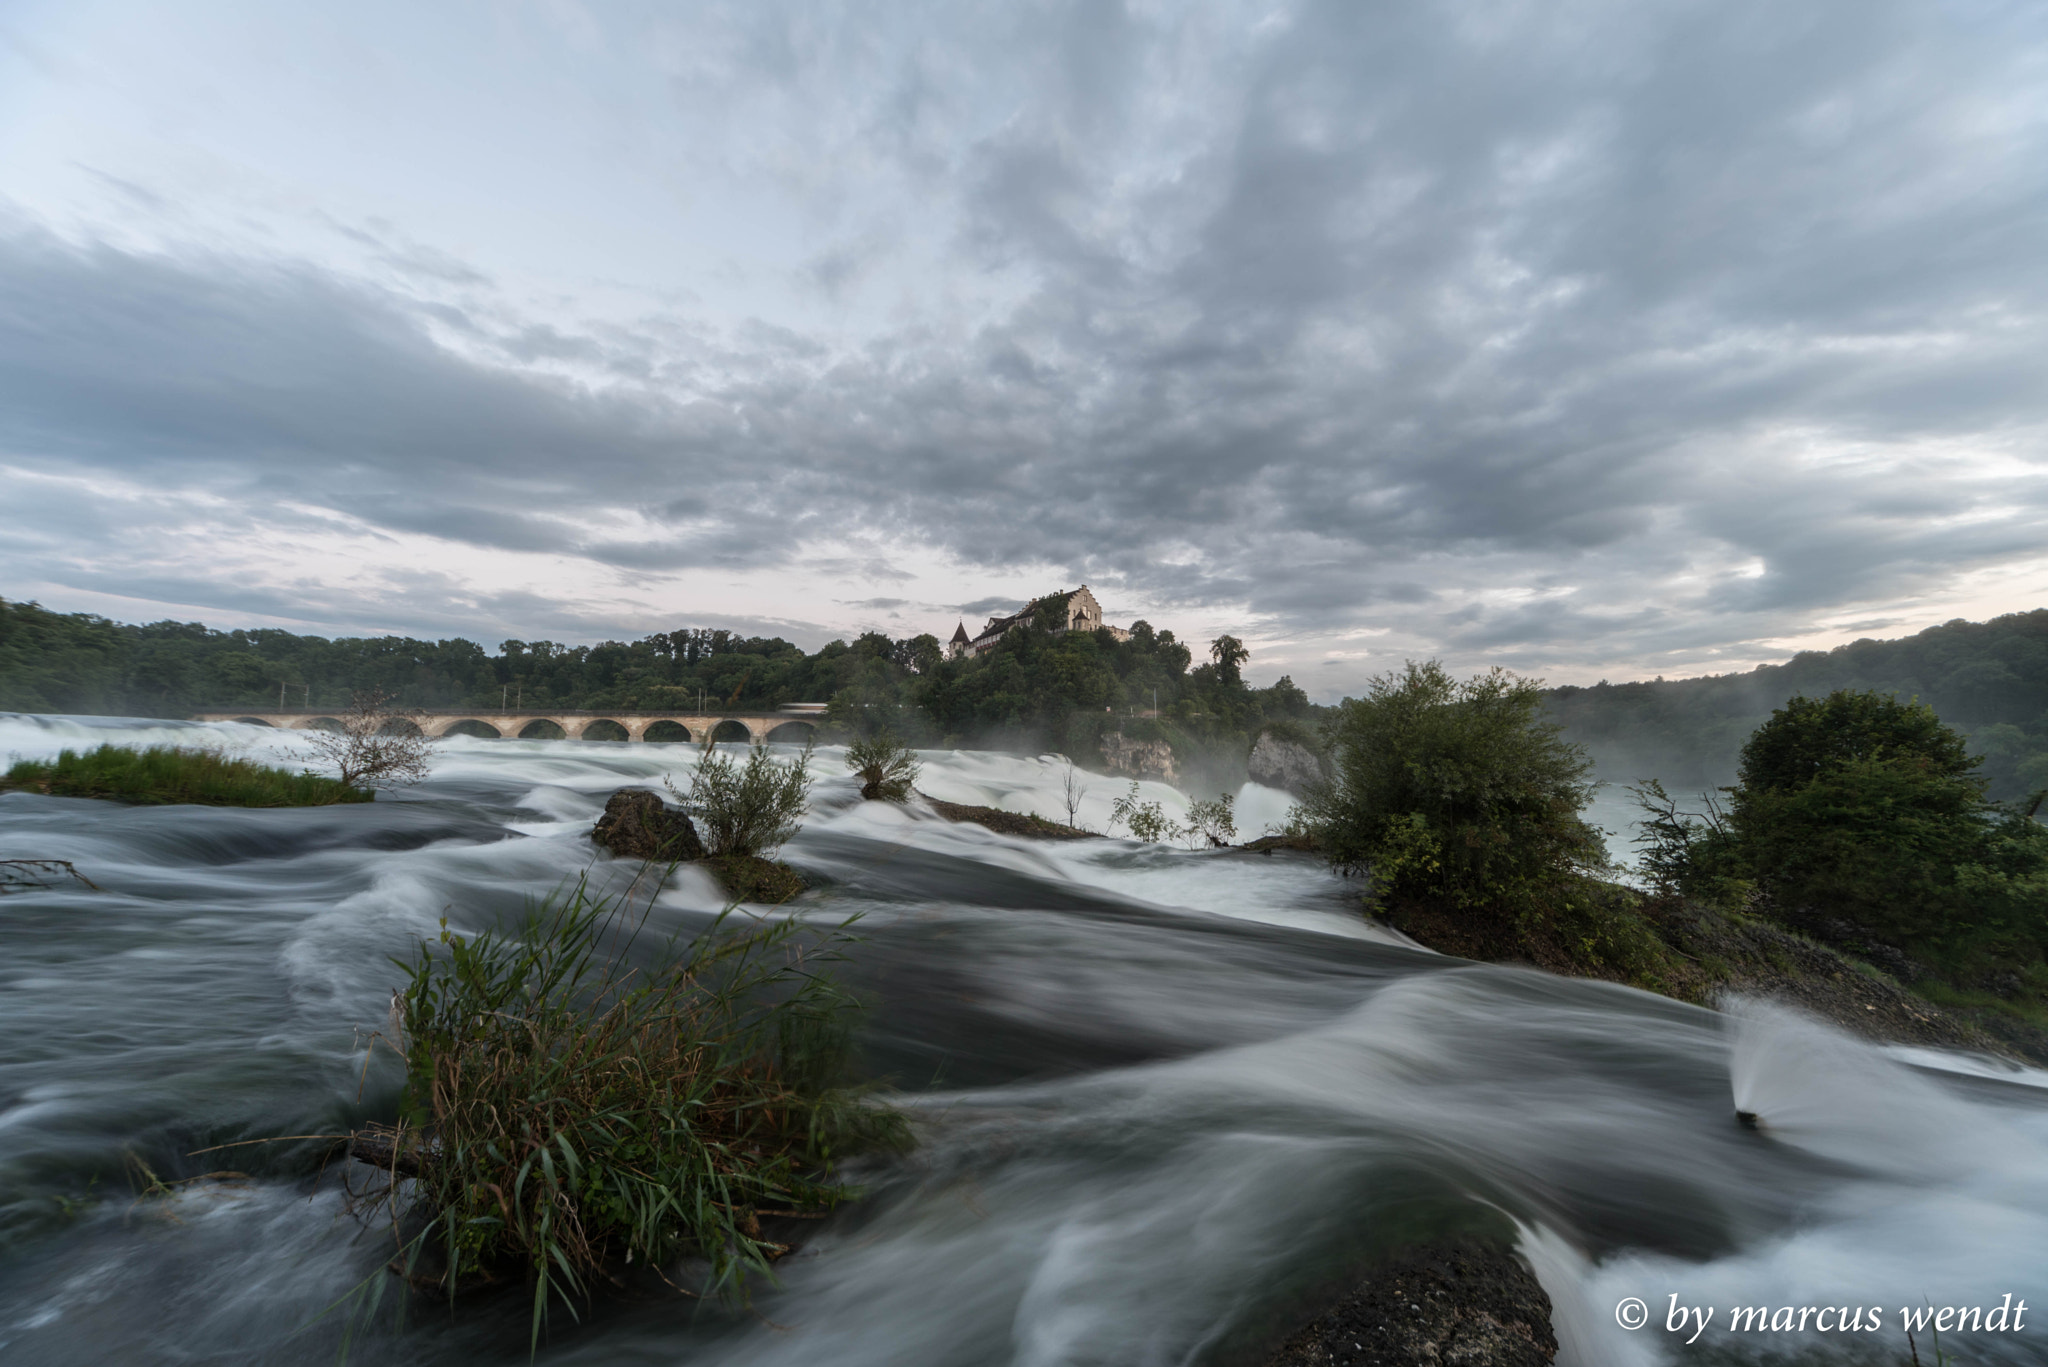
[[706, 854, 809, 904]]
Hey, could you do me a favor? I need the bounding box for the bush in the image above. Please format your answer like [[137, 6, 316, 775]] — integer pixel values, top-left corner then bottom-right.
[[1639, 690, 2048, 980], [1184, 792, 1236, 848], [1301, 661, 1604, 910], [670, 741, 813, 858], [1108, 782, 1176, 843], [3, 744, 370, 807], [299, 688, 435, 790], [355, 885, 906, 1344], [845, 733, 919, 802]]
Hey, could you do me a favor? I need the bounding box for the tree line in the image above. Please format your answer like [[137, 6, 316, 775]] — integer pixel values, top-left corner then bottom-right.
[[0, 596, 1318, 775]]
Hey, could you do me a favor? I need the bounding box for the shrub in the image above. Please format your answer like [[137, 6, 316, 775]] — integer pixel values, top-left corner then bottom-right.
[[1108, 781, 1177, 843], [670, 741, 813, 858], [355, 884, 906, 1345], [1639, 690, 2048, 979], [845, 733, 919, 802], [299, 688, 435, 790], [3, 744, 370, 807], [1300, 661, 1605, 910], [1184, 792, 1236, 848]]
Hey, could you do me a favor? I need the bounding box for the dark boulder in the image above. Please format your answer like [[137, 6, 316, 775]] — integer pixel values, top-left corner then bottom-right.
[[592, 788, 705, 862]]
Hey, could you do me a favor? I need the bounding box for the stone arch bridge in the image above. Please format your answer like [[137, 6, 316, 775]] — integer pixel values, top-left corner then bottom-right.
[[190, 708, 826, 745]]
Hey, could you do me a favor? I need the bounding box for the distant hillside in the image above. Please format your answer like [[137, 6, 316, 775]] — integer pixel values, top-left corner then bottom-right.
[[1545, 610, 2048, 801]]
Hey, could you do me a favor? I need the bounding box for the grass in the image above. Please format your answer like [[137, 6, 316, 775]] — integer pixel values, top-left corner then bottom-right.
[[2, 744, 370, 807], [350, 880, 906, 1351]]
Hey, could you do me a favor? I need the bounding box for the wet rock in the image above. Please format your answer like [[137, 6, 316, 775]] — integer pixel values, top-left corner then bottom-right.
[[591, 788, 705, 862], [1249, 733, 1324, 799], [1264, 1240, 1556, 1367], [922, 795, 1097, 841], [1100, 732, 1177, 783]]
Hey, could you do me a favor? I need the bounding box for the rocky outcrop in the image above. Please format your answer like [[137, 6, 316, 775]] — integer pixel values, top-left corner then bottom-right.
[[1249, 733, 1323, 798], [591, 788, 705, 862], [1264, 1239, 1556, 1367], [1099, 732, 1177, 784]]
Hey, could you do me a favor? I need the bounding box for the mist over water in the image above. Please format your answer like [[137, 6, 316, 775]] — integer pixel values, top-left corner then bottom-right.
[[2, 715, 2045, 1365]]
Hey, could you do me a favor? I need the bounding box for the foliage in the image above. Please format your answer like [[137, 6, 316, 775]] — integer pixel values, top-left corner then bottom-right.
[[360, 884, 906, 1348], [1108, 781, 1177, 843], [3, 743, 371, 807], [300, 688, 436, 790], [1184, 792, 1236, 848], [1636, 690, 2048, 1006], [845, 733, 919, 802], [670, 741, 813, 858], [1300, 661, 1605, 912], [1544, 608, 2048, 801]]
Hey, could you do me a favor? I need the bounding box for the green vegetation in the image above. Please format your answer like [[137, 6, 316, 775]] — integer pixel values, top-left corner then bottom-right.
[[1636, 690, 2048, 1021], [1302, 662, 1606, 910], [0, 595, 1318, 789], [670, 742, 813, 859], [2, 744, 370, 806], [1545, 609, 2048, 800], [357, 885, 905, 1346], [1109, 782, 1177, 843], [845, 733, 919, 802]]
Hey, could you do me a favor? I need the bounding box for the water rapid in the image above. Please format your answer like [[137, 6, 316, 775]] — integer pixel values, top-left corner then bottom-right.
[[2, 714, 2045, 1366]]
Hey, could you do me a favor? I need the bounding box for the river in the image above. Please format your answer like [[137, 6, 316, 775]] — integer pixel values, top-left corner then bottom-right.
[[2, 714, 2045, 1365]]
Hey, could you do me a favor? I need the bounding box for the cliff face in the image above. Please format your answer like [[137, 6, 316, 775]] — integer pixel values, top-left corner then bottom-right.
[[1099, 731, 1177, 784], [1249, 733, 1322, 798]]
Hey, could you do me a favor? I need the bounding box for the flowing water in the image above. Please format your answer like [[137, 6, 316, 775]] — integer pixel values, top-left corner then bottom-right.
[[2, 714, 2045, 1366]]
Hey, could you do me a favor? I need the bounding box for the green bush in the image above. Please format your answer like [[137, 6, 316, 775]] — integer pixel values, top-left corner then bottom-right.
[[1636, 690, 2048, 991], [3, 744, 369, 807], [845, 733, 919, 802], [669, 741, 813, 858], [1301, 661, 1604, 910], [358, 885, 906, 1345]]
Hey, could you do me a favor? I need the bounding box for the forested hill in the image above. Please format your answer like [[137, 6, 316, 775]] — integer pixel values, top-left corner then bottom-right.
[[1544, 610, 2048, 801]]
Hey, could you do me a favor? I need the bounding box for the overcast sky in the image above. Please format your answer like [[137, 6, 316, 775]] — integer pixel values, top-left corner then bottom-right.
[[3, 0, 2046, 696]]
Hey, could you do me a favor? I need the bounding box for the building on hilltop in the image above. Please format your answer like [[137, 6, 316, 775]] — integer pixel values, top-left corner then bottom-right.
[[951, 586, 1132, 660]]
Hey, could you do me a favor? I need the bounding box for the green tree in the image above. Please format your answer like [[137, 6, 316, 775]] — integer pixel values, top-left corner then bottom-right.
[[1209, 635, 1249, 686], [1302, 661, 1605, 910]]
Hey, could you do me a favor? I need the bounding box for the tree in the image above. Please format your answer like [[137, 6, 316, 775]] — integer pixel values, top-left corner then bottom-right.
[[1647, 690, 2048, 962], [300, 688, 435, 790], [1300, 661, 1604, 909], [1209, 635, 1249, 687]]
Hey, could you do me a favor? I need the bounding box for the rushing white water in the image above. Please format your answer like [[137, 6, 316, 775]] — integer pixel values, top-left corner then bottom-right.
[[2, 713, 2045, 1365]]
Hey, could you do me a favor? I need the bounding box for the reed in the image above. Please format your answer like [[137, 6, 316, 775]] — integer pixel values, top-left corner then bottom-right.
[[352, 881, 905, 1351], [3, 744, 370, 807]]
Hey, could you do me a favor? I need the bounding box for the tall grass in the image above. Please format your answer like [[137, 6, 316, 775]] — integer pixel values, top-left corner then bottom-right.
[[353, 881, 905, 1350], [3, 744, 370, 806]]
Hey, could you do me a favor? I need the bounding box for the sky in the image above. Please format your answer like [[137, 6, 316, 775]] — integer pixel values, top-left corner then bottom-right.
[[2, 0, 2047, 698]]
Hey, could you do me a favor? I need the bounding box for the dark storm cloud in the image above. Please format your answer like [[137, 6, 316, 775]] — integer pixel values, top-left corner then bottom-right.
[[6, 0, 2048, 677]]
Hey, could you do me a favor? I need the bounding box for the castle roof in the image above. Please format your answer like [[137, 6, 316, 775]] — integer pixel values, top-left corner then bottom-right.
[[950, 621, 970, 644]]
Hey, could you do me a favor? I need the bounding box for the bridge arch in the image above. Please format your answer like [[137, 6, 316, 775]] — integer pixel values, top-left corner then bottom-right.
[[579, 719, 629, 742], [376, 717, 423, 737], [642, 719, 695, 744], [518, 718, 567, 740], [440, 719, 502, 739], [295, 717, 345, 733], [708, 719, 752, 745], [229, 716, 274, 727], [763, 721, 817, 744]]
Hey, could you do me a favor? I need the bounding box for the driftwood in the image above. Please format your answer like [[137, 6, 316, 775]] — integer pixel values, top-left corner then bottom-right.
[[348, 1128, 429, 1179]]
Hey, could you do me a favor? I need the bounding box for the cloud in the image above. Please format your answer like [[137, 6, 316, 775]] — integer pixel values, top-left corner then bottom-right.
[[3, 0, 2048, 689]]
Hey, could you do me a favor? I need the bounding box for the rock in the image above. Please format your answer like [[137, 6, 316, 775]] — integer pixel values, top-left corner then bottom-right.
[[1264, 1239, 1556, 1367], [922, 795, 1097, 841], [1100, 731, 1177, 783], [1249, 733, 1324, 798], [592, 788, 705, 862]]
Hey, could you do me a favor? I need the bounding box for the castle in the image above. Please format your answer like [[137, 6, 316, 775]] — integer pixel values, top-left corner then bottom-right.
[[948, 586, 1131, 659]]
